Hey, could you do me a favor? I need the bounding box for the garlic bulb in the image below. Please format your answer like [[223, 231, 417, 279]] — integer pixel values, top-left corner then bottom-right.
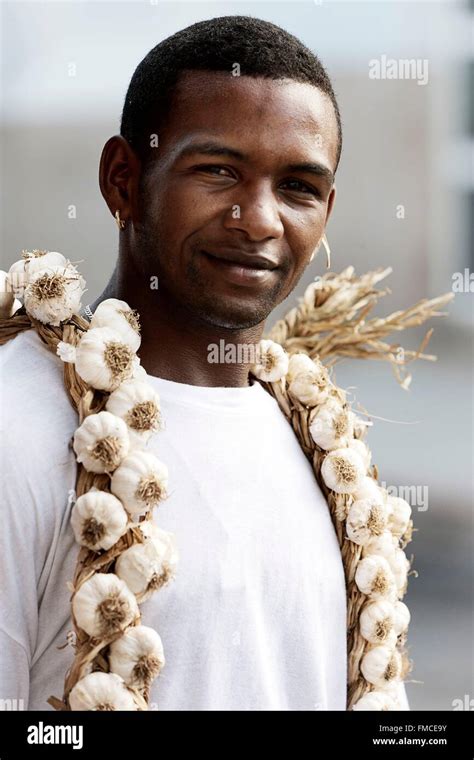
[[8, 250, 67, 298], [320, 447, 365, 494], [71, 489, 129, 551], [287, 354, 330, 407], [392, 600, 411, 636], [288, 374, 328, 407], [106, 379, 161, 446], [346, 497, 388, 546], [353, 475, 383, 502], [352, 690, 399, 711], [362, 530, 398, 560], [109, 625, 165, 688], [388, 548, 410, 598], [138, 520, 169, 542], [309, 399, 355, 450], [75, 326, 140, 392], [387, 495, 412, 538], [251, 339, 289, 382], [115, 526, 178, 601], [355, 555, 397, 600], [73, 411, 130, 474], [90, 298, 141, 352], [359, 600, 397, 645], [131, 362, 149, 382], [24, 263, 85, 326], [360, 645, 402, 688], [68, 671, 139, 711], [72, 573, 139, 638], [111, 451, 169, 517], [25, 250, 68, 273], [347, 438, 371, 471], [286, 352, 318, 380]]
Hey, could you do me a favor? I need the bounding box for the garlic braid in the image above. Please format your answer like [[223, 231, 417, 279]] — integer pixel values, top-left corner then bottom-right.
[[254, 345, 413, 710], [0, 312, 164, 710], [54, 320, 151, 710]]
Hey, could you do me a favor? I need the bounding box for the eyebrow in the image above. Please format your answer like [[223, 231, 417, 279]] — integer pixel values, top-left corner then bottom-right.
[[175, 140, 335, 186], [284, 162, 334, 187], [175, 140, 245, 162]]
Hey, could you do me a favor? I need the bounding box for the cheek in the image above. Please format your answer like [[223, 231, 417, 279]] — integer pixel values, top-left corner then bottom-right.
[[156, 182, 220, 250], [170, 176, 221, 217], [285, 210, 326, 269]]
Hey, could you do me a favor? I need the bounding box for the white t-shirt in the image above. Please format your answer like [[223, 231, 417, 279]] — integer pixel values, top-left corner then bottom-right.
[[0, 328, 407, 711]]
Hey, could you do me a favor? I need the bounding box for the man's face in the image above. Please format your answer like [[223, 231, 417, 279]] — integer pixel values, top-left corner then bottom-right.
[[135, 71, 338, 330]]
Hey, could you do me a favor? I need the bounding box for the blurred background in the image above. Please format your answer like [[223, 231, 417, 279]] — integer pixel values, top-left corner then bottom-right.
[[1, 0, 472, 710]]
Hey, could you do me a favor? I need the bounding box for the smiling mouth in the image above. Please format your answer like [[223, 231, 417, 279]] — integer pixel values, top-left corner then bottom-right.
[[201, 250, 277, 270], [199, 250, 278, 286]]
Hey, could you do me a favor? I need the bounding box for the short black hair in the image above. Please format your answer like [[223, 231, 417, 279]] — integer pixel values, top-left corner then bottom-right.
[[120, 15, 342, 173]]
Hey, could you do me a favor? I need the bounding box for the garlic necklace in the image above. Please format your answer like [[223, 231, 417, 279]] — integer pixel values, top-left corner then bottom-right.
[[251, 344, 414, 709], [0, 251, 417, 712], [5, 253, 176, 710]]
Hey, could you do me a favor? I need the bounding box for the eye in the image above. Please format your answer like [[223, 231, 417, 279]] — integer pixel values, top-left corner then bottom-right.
[[194, 164, 234, 177], [280, 179, 320, 198]]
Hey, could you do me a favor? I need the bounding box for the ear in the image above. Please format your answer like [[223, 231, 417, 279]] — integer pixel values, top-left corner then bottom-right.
[[325, 184, 337, 225], [308, 185, 336, 264], [99, 135, 142, 227]]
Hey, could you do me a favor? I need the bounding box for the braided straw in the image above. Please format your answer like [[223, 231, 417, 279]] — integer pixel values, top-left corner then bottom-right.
[[268, 266, 454, 389], [256, 375, 411, 706], [1, 310, 151, 710], [0, 265, 454, 710], [259, 266, 453, 706]]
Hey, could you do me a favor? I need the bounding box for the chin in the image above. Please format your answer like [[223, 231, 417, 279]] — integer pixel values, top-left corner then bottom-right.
[[191, 297, 273, 331]]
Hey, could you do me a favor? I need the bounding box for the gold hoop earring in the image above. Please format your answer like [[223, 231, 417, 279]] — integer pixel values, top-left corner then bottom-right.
[[115, 210, 126, 230]]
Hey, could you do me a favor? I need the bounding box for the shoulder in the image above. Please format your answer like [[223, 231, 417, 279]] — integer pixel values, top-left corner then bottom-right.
[[0, 328, 78, 438], [250, 379, 293, 426], [0, 328, 79, 516], [0, 327, 67, 395]]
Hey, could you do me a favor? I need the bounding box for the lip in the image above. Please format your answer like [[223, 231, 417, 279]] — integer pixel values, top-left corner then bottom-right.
[[200, 249, 278, 286], [202, 248, 279, 270]]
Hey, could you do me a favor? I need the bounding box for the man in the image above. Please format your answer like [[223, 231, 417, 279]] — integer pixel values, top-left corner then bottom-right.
[[0, 16, 407, 710]]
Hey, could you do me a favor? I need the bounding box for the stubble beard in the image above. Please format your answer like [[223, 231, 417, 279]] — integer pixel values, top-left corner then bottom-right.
[[135, 209, 292, 331]]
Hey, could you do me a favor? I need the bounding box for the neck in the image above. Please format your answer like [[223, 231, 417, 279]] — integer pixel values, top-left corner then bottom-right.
[[88, 258, 265, 388]]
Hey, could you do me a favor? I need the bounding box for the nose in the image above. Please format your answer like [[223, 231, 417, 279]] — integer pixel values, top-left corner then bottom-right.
[[223, 181, 284, 242]]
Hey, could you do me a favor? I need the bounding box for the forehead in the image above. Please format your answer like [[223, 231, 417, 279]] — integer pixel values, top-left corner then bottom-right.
[[157, 70, 339, 172]]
